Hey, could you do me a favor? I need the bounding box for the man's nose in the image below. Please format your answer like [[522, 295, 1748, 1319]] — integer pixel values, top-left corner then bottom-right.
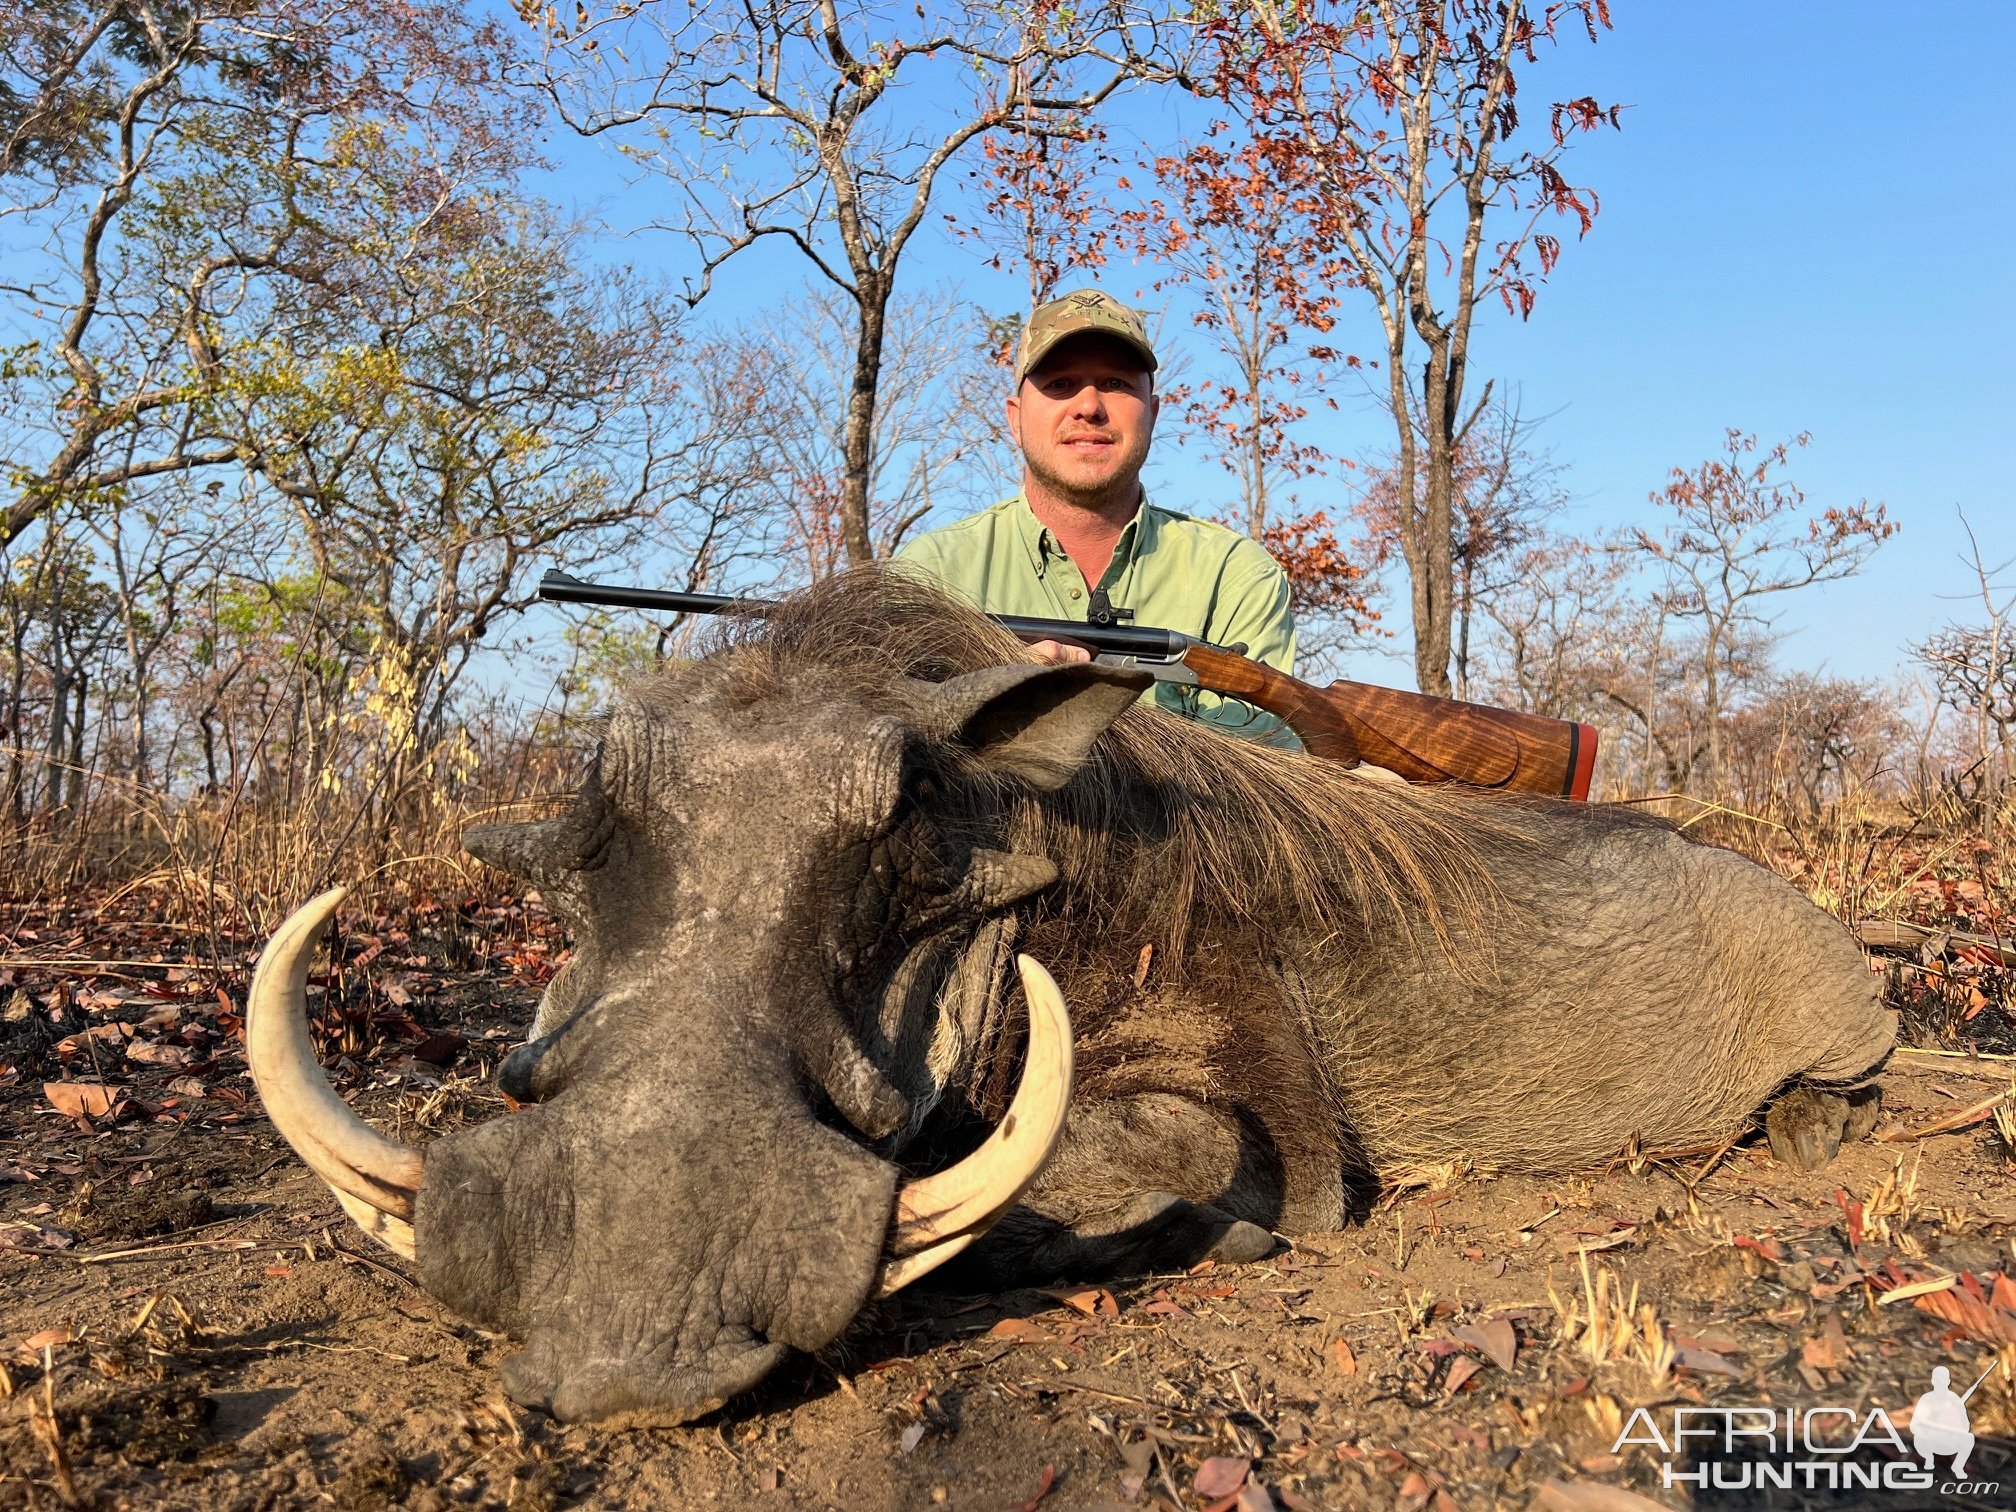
[[1066, 383, 1108, 419]]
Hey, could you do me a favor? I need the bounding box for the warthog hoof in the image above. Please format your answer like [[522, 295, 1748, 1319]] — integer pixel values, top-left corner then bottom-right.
[[1766, 1084, 1882, 1170]]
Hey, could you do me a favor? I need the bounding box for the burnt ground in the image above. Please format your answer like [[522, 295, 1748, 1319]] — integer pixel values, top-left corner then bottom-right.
[[3, 885, 2015, 1511]]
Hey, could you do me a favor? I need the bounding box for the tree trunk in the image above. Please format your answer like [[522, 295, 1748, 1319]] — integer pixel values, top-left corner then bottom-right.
[[1413, 348, 1456, 697], [839, 283, 889, 568]]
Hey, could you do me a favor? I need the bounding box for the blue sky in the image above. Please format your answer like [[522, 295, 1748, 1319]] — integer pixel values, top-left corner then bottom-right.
[[525, 1, 2014, 688]]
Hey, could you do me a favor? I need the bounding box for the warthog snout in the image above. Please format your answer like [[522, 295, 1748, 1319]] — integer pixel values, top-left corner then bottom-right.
[[249, 887, 1075, 1423]]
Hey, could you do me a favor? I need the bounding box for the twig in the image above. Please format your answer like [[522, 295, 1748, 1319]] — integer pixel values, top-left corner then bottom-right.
[[1032, 1379, 1158, 1408], [77, 1237, 260, 1264], [1858, 918, 2016, 967], [1875, 1086, 2015, 1143], [0, 958, 206, 971], [326, 1231, 413, 1284], [1682, 1128, 1749, 1189], [1895, 1046, 2016, 1063], [293, 1340, 412, 1363], [30, 1345, 85, 1509]]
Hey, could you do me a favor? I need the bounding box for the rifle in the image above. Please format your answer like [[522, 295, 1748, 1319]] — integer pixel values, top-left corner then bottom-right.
[[538, 570, 1599, 800]]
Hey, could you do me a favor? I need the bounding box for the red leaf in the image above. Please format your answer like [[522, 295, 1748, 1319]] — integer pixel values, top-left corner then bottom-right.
[[1007, 1464, 1056, 1512], [1195, 1457, 1250, 1498], [1444, 1355, 1482, 1394]]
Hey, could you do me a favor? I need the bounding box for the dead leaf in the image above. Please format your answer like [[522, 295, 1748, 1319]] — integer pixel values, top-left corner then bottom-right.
[[17, 1327, 72, 1355], [1133, 943, 1153, 988], [1671, 1345, 1741, 1377], [1395, 1471, 1433, 1512], [1006, 1464, 1056, 1512], [407, 1031, 465, 1065], [984, 1317, 1048, 1342], [1038, 1286, 1118, 1318], [1452, 1317, 1517, 1372], [1332, 1336, 1357, 1375], [0, 1221, 75, 1252], [1533, 1479, 1669, 1511], [1118, 1438, 1154, 1501], [1801, 1315, 1851, 1371], [126, 1040, 192, 1067], [1195, 1457, 1250, 1499], [1913, 1272, 2016, 1345], [1234, 1482, 1277, 1512], [53, 1023, 131, 1056], [42, 1082, 126, 1120], [1443, 1354, 1481, 1394]]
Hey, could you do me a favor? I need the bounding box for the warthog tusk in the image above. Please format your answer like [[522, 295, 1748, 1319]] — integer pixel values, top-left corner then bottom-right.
[[875, 954, 1073, 1296], [248, 887, 423, 1260]]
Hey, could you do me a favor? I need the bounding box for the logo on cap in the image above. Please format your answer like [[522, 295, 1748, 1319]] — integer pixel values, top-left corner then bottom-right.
[[1015, 289, 1158, 384]]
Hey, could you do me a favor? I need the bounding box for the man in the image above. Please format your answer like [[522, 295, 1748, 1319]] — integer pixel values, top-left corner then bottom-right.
[[894, 288, 1297, 743]]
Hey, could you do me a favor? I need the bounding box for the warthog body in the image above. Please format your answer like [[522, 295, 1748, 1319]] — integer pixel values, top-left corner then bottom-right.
[[255, 569, 1891, 1423]]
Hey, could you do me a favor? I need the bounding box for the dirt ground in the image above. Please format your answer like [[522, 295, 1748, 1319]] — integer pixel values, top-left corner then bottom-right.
[[3, 885, 2015, 1511]]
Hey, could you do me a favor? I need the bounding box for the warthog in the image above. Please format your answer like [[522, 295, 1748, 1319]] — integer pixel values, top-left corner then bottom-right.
[[250, 569, 1892, 1424]]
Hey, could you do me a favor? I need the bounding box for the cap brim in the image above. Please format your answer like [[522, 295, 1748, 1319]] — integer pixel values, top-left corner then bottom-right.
[[1016, 328, 1158, 385]]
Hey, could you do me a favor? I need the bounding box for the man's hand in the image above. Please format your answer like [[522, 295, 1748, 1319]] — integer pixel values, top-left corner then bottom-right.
[[1025, 639, 1092, 666]]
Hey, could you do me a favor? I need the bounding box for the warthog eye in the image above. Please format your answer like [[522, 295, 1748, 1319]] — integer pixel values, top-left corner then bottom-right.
[[901, 757, 941, 810]]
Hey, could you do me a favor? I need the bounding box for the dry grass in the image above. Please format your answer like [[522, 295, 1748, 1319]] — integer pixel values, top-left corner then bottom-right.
[[1548, 1253, 1674, 1389]]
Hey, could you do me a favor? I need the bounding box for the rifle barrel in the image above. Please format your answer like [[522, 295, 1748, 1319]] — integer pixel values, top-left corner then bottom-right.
[[539, 570, 1193, 658]]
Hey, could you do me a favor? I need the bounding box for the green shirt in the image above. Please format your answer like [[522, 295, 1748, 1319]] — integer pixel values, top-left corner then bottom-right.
[[894, 493, 1299, 744]]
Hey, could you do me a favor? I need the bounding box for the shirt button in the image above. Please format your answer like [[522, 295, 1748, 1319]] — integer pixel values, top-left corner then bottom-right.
[[1070, 589, 1081, 600]]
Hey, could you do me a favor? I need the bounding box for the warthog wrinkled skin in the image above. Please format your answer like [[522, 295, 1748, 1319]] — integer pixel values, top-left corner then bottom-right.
[[425, 570, 1891, 1424]]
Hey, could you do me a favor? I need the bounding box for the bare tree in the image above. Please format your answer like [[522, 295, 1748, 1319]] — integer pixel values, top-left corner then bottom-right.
[[1721, 673, 1907, 821], [735, 285, 1004, 582], [1916, 513, 2016, 803], [1198, 0, 1618, 694], [1624, 430, 1894, 795], [1361, 396, 1568, 698], [523, 0, 1181, 566]]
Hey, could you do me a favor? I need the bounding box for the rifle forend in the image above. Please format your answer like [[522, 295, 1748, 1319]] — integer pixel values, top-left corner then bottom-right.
[[537, 570, 1598, 801]]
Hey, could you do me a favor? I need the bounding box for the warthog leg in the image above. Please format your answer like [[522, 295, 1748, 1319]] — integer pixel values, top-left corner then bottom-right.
[[247, 887, 423, 1258], [1766, 1083, 1883, 1170]]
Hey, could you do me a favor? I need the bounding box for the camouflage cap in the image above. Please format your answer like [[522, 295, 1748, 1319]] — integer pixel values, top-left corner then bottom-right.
[[1014, 289, 1158, 385]]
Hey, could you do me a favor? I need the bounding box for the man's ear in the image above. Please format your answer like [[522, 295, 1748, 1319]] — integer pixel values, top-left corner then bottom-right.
[[1004, 387, 1023, 450], [926, 662, 1151, 791]]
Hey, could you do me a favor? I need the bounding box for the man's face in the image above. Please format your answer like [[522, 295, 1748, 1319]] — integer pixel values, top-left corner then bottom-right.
[[1006, 335, 1159, 510]]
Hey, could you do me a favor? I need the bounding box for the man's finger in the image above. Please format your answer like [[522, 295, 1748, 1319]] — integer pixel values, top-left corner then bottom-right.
[[1025, 639, 1092, 665]]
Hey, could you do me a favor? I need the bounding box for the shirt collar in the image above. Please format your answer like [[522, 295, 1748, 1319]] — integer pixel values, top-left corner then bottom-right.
[[1014, 491, 1158, 587]]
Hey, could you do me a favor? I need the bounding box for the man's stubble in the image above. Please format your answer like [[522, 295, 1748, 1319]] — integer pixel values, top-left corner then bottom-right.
[[1021, 425, 1154, 516]]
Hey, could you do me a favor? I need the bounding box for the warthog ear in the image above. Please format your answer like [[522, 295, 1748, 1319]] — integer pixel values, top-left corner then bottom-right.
[[930, 663, 1151, 791]]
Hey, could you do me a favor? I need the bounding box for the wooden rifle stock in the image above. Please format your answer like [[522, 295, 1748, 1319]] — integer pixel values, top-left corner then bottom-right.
[[1181, 644, 1598, 801]]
